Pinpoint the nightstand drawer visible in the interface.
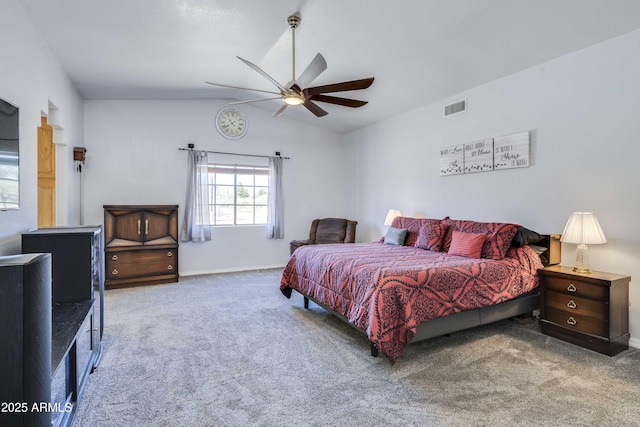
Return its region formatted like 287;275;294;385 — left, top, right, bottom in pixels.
544;290;608;320
543;276;608;301
544;306;608;337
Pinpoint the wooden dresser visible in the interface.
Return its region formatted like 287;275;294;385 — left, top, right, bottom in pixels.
539;265;630;356
104;205;179;289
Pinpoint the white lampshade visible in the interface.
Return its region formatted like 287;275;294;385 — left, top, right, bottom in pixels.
560;212;607;274
384;209;402;226
560;212;607;245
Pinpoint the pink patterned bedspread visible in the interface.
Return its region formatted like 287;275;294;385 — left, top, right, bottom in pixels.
280;242;542;363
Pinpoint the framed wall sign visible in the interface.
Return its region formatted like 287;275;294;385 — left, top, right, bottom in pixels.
440;130;531;176
494;131;530;170
439;145;464;176
464;138;493;173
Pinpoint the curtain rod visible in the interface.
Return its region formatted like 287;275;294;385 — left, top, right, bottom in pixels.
178;147;290;160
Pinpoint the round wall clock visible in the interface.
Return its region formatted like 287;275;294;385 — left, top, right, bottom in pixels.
215;107;248;140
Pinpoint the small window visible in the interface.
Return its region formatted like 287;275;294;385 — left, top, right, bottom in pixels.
208;164;269;226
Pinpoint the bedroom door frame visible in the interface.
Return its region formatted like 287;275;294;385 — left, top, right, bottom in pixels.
37;101;70;227
37;116;56;227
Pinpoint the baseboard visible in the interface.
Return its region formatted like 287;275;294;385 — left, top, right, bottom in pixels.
181;264;286;277
629;337;640;350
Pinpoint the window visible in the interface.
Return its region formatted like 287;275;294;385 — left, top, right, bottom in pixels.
208;164;269;226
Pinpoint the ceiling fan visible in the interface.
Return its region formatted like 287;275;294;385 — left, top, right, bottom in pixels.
205;15;374;117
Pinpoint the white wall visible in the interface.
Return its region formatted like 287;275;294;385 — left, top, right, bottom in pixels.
0;0;84;255
83;99;348;274
345;30;640;347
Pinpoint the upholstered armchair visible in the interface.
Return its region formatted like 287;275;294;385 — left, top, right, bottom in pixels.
289;218;358;255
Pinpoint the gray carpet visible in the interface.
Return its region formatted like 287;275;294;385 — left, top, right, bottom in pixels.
72;269;640;427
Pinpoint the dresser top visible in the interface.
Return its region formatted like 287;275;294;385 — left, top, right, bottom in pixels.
541;265;631;282
103;204;178;209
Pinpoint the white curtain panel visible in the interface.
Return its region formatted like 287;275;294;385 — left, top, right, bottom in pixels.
267;156;284;239
180;150;212;242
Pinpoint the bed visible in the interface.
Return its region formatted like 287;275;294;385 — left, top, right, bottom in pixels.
280;216;559;364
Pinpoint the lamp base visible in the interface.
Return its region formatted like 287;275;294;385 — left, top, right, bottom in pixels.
573;244;592;274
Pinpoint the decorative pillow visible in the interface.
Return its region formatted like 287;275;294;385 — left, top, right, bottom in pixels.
388;217;444;246
383;227;408;246
415;223;448;251
441;219;520;260
511;226;542;247
447;231;486;258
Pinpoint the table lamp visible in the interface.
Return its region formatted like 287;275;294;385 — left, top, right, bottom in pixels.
560;212;607;274
384;209;402;226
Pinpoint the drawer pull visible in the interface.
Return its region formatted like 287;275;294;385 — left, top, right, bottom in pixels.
112;269;118;275
567;300;577;309
167;251;173;257
112;254;118;261
137;219;141;235
567;284;577;292
167;265;173;270
567;317;577;326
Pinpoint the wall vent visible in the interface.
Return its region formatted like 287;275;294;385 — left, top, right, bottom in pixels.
443;99;467;117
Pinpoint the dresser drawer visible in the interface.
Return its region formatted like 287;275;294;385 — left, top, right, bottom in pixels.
544;290;608;321
106;249;177;279
108;249;176;264
543;276;608;301
544;306;608;337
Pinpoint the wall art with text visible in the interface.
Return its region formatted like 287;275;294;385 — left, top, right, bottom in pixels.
440;131;530;176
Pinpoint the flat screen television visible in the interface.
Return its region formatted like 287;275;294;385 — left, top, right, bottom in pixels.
0;97;19;210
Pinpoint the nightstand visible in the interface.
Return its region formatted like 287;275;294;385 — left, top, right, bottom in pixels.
539;265;630;356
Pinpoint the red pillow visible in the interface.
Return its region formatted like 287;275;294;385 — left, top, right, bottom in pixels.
447;231;486;258
415;223;448;251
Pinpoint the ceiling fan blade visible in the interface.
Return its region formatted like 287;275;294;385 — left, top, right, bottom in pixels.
293;53;327;89
273;103;289;118
236;56;288;92
309;94;368;108
205;81;281;96
305;77;374;97
303;100;328;117
230;97;284;105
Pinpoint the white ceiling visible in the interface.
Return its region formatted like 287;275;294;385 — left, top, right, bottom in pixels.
18;0;640;134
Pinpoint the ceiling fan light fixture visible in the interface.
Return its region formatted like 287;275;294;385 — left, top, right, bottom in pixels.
283;94;304;105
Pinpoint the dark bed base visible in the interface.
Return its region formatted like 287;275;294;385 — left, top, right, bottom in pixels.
299;289;540;358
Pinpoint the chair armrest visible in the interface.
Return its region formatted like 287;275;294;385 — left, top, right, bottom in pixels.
344;221;358;243
289;239;313;255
